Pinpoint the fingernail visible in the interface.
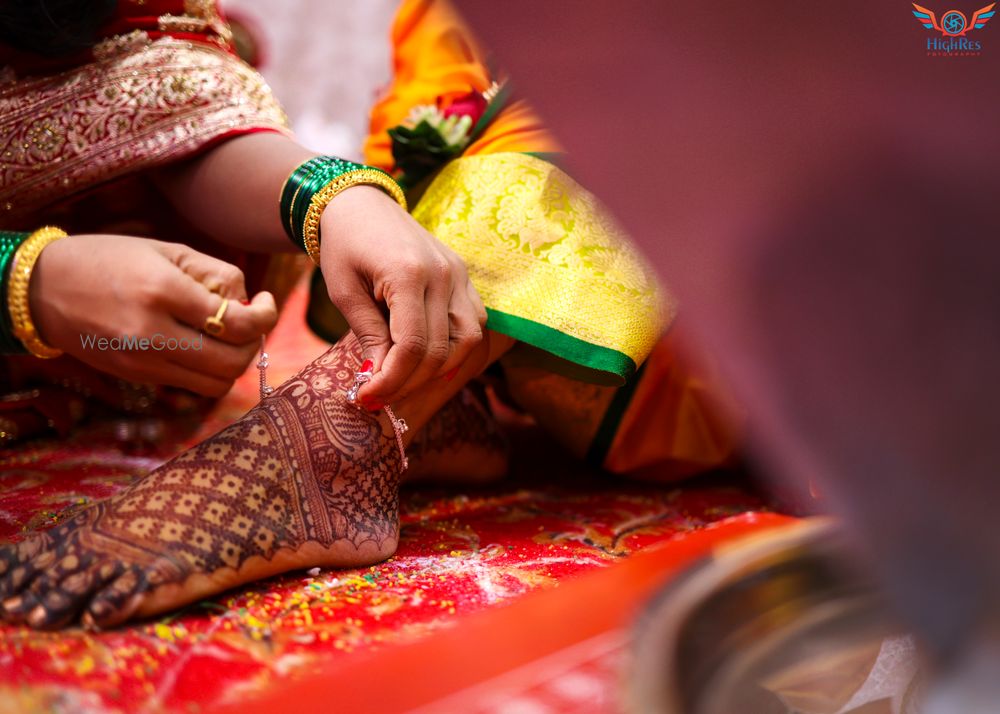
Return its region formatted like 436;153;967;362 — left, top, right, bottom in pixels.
444;367;460;381
240;299;250;305
360;396;384;412
360;359;374;373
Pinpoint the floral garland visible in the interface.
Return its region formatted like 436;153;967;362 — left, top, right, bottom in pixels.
387;81;506;189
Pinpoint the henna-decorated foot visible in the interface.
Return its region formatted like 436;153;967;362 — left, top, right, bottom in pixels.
404;385;509;484
0;335;400;629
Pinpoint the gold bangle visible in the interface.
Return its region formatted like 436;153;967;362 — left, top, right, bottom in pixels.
7;226;67;359
302;169;408;265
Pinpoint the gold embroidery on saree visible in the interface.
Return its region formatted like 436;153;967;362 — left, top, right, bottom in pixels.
92;30;152;61
0;37;287;220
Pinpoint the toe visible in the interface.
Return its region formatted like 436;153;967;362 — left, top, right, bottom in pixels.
83;566;149;629
0;552;48;604
0;540;25;577
10;563;64;627
27;593;74;629
0;537;50;601
1;588;40;624
26;559;119;629
0;563;32;602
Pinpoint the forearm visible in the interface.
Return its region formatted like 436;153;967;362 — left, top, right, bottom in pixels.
155;132;316;253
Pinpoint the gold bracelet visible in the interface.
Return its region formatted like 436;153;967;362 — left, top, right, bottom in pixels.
7;226;67;359
302;169;408;265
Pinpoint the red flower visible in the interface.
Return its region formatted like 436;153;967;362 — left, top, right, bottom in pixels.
440;90;488;125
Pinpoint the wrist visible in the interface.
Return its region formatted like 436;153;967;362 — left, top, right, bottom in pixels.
8;227;67;359
319;186;408;267
26;235;64;353
278;156;406;264
323;184;400;225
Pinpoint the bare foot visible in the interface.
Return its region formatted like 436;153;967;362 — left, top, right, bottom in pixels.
0;335;400;629
404;385;509;484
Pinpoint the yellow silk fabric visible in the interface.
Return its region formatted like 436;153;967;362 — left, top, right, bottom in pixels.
413;152;666;383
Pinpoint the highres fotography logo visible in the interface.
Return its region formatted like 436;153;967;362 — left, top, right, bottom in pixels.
912;2;996;56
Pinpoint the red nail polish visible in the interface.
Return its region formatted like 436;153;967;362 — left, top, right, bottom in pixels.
361;397;384;412
444;367;460;381
240;299;250;305
360;359;374;373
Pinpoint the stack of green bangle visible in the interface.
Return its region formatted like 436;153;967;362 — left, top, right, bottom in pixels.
0;231;29;355
280;156;389;253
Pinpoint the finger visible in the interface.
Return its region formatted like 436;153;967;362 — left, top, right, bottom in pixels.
157;367;234;398
435;281;485;377
358;280;429;407
467;277;488;329
217;291;278;344
333;283;392;372
163;323;259;381
163;244;249;301
125;343;235;397
74;346;233;398
166;276;276;346
383;279;451;400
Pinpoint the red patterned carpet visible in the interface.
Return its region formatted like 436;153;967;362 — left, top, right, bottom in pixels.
0;282;772;713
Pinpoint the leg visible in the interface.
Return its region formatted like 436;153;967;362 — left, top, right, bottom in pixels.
403;385;509;484
499;331;742;481
0;330;512;629
499;347;617;460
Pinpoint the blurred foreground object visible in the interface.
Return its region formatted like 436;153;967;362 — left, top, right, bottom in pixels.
629;520;920;714
458;0;1000;706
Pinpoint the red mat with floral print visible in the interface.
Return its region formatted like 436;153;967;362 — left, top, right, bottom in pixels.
0;282;768;713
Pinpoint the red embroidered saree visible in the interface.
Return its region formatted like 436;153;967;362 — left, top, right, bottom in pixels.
0;1;298;444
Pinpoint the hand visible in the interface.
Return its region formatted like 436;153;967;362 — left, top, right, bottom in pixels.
29;235;278;396
319;185;487;406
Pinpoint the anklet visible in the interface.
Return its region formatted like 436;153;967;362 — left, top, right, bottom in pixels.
383;404;409;471
346;362;409;472
257;336;273;400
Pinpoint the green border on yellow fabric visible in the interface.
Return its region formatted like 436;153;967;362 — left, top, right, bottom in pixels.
485;308;636;385
585;361;646;468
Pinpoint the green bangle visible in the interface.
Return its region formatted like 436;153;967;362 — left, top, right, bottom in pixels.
280;157;329;249
279;156;405;254
291;160;356;251
0;231;30;355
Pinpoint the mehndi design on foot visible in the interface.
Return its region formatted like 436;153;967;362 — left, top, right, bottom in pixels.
404;385;509;484
0;335;400;630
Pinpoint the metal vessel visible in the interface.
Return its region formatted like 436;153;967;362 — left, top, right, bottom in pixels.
626;520;923;714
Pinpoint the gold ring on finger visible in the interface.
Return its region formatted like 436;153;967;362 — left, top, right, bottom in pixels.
203;298;229;337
